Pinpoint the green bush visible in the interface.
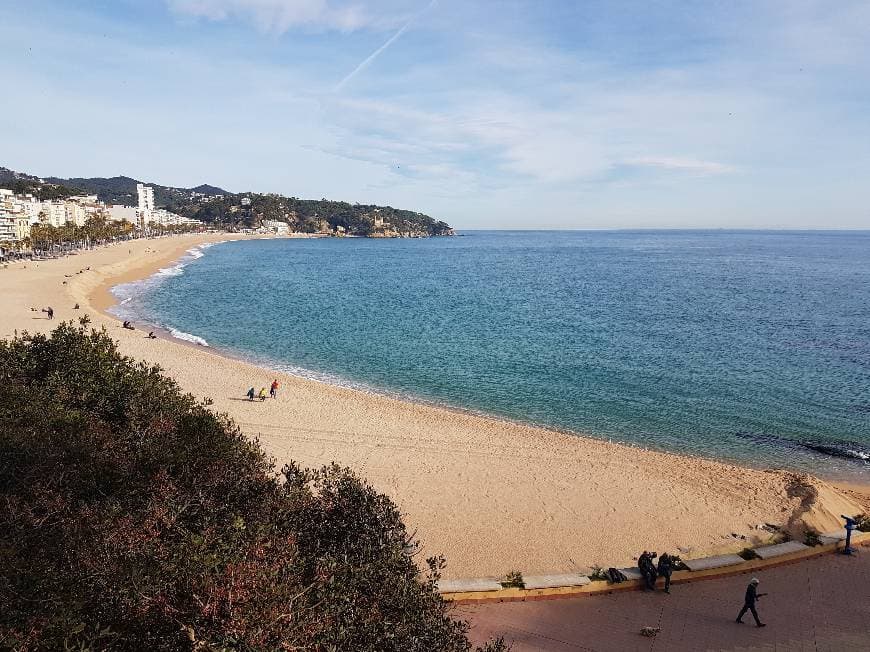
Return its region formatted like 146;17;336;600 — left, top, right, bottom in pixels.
804;529;822;547
588;566;607;582
737;548;758;560
499;571;524;589
0;324;506;651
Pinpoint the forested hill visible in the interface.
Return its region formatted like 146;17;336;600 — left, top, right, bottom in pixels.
44;174;229;208
168;195;453;236
1;165;452;236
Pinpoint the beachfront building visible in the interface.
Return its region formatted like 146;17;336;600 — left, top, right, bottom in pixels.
107;205;138;223
136;184;156;228
9;193;44;224
64;201;87;227
42;200;68;227
150;208;201;227
69;195;105;222
0;190;32;242
137;184;155;212
261;219;290;235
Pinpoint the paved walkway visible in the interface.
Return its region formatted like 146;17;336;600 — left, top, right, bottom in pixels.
463;550;870;651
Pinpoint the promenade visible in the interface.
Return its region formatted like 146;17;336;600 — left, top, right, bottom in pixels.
464;549;870;651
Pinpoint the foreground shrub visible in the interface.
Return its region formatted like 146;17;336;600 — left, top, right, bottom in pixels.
0;324;505;651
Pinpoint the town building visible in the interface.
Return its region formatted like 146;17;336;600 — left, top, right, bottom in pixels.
43;201;68;227
261;219;290;234
137;184;155;212
0;189;32;241
107;205;138;223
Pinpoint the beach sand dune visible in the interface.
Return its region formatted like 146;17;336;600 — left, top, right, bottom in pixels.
1;234;865;578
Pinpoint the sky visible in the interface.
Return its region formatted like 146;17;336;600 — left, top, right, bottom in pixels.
1;0;869;229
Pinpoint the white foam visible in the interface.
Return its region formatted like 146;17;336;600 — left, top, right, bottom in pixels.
169;328;209;347
157;263;186;277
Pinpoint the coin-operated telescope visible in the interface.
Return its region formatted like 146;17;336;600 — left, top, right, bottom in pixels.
840;515;857;555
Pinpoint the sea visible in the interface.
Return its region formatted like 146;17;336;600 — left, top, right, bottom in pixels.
111;231;870;483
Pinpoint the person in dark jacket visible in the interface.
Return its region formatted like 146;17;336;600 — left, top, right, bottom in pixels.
657;552;673;593
736;578;767;626
638;551;656;591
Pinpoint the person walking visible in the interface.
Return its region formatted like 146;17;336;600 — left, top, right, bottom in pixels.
736;578;767;627
258;387;267;402
270;379;279;399
657;552;673;594
246;387;255;401
44;306;54;320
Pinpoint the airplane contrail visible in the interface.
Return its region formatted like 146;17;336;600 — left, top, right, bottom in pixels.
334;0;438;92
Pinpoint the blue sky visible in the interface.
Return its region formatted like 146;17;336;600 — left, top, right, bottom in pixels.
2;0;869;228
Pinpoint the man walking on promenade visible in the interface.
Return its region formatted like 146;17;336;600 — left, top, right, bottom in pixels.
736;578;767;627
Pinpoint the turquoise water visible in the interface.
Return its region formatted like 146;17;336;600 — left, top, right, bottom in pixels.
112;231;870;481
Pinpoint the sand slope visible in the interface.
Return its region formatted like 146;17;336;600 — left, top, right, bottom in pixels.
0;234;864;578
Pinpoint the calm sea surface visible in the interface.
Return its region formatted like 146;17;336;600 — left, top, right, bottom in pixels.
112;231;870;481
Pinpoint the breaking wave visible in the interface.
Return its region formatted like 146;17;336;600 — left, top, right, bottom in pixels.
169;328;209;347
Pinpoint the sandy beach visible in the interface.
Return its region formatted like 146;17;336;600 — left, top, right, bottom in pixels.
1;233;867;579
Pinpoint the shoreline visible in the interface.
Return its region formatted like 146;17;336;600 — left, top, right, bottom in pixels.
2;233;868;578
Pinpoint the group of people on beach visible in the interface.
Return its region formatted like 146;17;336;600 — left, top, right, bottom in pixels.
247;379;279;402
121;320;156;339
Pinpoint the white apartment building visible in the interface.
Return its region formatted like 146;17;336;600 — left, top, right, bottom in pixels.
0;214;31;241
0;190;32;241
137;184;155;212
150;208;201;227
19;196;44;223
65;202;87;227
136;184;156;226
262;219;290;234
37;201;67;228
107;205;138;223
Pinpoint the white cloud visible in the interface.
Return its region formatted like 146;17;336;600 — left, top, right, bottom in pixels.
627;157;735;175
167;0;373;33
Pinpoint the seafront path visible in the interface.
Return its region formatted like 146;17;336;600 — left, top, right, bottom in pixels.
463;548;870;651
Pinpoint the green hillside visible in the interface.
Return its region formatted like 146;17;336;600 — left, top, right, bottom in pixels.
2;165;452;236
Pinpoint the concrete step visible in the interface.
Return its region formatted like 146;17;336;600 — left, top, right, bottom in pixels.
523;573;591;590
683;553;745;571
754;541;810;559
617;567;644;581
437;578;502;593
